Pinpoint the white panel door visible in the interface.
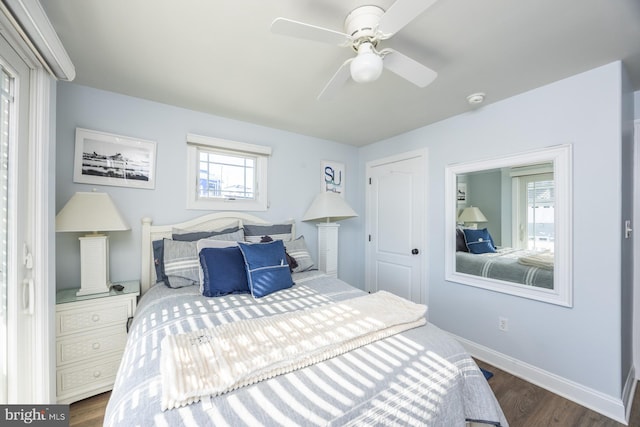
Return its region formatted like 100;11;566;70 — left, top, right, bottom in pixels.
366;152;425;303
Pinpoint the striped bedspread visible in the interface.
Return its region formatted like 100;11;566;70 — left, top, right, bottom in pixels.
104;271;508;426
456;248;553;288
161;291;426;410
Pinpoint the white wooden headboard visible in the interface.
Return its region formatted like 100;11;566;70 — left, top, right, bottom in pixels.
140;212;295;295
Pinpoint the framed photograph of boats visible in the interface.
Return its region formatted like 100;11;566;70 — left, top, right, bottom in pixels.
73;128;157;189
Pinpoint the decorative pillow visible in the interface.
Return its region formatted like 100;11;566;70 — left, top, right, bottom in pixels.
163;239;200;288
456;228;469;252
238;241;294;298
172;225;241;241
260;235;298;272
196;239;239;290
284;236;315;273
152;239;167;284
244;222;293;243
199;247;249;297
463;228;497;254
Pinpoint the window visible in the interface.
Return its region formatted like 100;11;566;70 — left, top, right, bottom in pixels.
513;171;555;251
186;134;270;211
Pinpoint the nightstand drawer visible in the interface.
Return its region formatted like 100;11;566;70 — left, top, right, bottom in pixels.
56;356;122;400
57;325;128;366
56;298;133;336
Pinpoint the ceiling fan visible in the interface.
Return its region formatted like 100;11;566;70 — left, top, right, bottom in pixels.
271;0;439;100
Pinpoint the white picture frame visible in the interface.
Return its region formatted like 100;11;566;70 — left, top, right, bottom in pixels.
321;160;345;197
73;128;157;189
457;182;467;203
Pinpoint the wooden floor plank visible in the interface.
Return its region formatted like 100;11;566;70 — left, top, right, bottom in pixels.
69;391;110;427
70;362;640;427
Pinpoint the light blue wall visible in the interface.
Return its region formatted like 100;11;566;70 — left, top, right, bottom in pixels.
55;83;362;290
358;62;627;398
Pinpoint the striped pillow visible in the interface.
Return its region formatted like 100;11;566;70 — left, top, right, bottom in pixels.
243;222;293;243
163;239;199;288
284;236;315;273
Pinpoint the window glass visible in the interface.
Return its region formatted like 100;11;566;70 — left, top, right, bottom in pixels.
526;178;554;250
514;172;554;251
185;134;269;211
198;149;256;200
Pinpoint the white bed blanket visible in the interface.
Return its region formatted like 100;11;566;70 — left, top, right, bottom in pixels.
161;290;426;410
518;252;554;269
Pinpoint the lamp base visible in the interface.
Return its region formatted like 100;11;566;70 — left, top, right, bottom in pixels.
317;223;339;278
76;234;111;296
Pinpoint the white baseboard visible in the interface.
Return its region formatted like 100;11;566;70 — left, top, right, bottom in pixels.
623;365;636;424
450;333;630;425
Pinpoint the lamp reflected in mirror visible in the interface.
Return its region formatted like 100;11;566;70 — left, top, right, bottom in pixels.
457;206;488;229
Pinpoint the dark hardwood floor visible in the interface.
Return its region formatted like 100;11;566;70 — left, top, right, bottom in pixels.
474;360;640;427
69;391;110;427
70;361;640;426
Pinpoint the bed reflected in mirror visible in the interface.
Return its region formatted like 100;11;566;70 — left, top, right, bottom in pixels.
444;145;573;307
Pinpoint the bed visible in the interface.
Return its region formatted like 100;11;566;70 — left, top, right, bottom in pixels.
456;248;553;289
104;212;508;426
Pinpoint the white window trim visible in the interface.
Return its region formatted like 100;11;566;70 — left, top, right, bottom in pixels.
186;133;270;211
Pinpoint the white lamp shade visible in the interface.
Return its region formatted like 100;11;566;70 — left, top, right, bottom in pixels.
303;191;358;222
458;206;488;223
56;191;130;233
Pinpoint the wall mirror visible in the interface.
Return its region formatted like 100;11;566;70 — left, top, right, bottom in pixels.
445;145;573;307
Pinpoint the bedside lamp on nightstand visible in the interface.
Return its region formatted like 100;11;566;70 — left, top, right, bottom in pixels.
56;191;130;296
458;206;488;229
303;191;358;278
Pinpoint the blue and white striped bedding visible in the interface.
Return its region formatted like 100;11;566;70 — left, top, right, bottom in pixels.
456;248;553;289
104;271;508;426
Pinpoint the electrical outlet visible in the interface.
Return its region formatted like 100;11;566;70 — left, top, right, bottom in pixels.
498;317;508;331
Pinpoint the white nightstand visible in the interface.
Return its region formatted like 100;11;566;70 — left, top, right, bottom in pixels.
55;280;139;404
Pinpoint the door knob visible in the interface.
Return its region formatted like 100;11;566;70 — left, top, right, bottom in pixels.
411;248;419;255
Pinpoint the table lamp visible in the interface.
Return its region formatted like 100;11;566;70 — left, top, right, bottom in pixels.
303;191;358;277
56;191;130;296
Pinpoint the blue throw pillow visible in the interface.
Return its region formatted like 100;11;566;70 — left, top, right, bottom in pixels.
199;247;249;297
463;228;497;254
238;240;294;298
152;239;167;284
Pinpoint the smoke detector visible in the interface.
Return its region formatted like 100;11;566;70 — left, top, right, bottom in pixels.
467;92;486;105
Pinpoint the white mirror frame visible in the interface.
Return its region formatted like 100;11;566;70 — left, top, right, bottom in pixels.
445;144;573;307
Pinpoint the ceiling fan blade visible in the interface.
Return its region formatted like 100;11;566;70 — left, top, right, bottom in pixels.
271;17;352;46
382;49;437;87
378;0;438;36
317;58;353;101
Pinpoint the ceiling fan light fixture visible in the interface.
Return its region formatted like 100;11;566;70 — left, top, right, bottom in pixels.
350;42;383;83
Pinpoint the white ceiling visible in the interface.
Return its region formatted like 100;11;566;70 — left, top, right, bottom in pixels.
41;0;640;147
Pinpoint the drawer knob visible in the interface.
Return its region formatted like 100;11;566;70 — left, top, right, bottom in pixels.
91;314;100;322
92;342;100;350
93;371;101;378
